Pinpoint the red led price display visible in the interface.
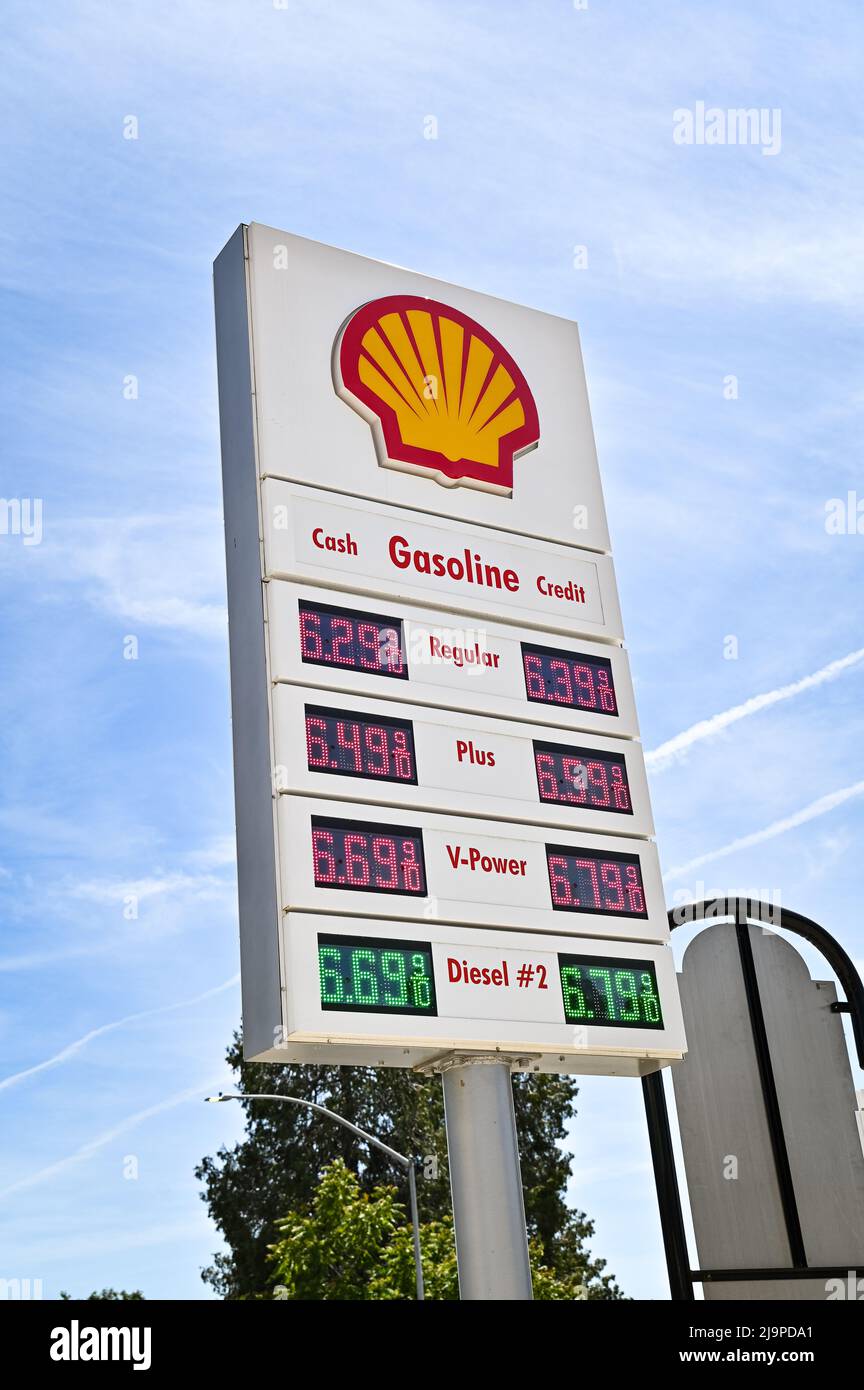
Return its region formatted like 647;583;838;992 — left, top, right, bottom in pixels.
299;600;406;679
311;816;427;897
546;845;647;917
521;642;617;715
534;741;632;813
305;706;417;784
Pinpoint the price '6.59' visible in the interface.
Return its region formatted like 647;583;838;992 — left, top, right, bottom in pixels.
534;740;632;813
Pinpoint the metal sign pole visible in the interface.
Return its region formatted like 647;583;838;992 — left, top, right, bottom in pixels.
440;1056;534;1300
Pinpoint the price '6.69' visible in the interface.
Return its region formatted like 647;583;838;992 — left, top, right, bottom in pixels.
311;816;427;896
318;934;437;1015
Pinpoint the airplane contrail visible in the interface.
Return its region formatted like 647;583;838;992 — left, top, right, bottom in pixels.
646;647;864;772
663;778;864;881
0;1080;221;1200
0;974;239;1095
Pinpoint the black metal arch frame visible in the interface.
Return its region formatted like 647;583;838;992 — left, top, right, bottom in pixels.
643;897;864;1300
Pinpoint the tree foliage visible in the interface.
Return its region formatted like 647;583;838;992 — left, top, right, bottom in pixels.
267;1161;598;1301
59;1289;145;1300
196;1032;622;1299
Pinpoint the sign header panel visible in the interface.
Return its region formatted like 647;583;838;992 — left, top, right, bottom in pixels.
262;481;623;641
245;224;610;551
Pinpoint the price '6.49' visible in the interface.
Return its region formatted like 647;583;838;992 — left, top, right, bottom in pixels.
305;705;417;784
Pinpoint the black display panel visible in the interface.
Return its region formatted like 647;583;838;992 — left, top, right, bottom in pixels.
558;953;663;1029
305;706;417;784
521;642;618;715
299;599;407;679
311;816;427;896
546;845;648;917
534;741;633;813
318;934;437;1015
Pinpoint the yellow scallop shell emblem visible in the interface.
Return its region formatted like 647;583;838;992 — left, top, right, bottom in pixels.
334;295;539;495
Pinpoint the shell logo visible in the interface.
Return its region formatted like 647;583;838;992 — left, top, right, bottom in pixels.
333;294;539;496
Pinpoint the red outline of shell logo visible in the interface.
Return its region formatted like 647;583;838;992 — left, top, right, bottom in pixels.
333;295;539;496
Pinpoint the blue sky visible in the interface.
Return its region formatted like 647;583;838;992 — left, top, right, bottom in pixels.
1;0;862;1299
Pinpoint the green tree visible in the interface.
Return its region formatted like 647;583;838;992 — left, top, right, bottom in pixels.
58;1289;145;1300
196;1032;622;1299
267;1161;596;1301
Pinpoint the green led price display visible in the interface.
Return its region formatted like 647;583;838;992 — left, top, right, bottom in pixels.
558;953;664;1030
318;934;437;1016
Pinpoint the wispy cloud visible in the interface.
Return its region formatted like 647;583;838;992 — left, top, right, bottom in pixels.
184;836;236;870
663;779;864;881
65;513;228;639
0;975;239;1095
4;512;228;640
617;218;864;313
9;1218;214;1269
71;870;233;906
646;647;864;772
1;0;861;1305
0;944;113;975
0;838;238;973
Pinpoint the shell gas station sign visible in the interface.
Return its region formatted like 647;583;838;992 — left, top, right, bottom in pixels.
214;223;685;1075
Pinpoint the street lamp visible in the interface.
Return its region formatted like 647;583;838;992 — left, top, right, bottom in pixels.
205;1092;424;1300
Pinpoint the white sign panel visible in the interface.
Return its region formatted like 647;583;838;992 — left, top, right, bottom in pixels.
214;223;684;1069
277;795;668;942
262;480;623;641
242;223;611;552
273;685;653;834
267;580;640;738
274;914;685;1074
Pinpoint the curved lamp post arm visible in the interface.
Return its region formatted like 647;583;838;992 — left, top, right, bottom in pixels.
669;898;864;1067
205;1091;424;1299
228;1092;410;1167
